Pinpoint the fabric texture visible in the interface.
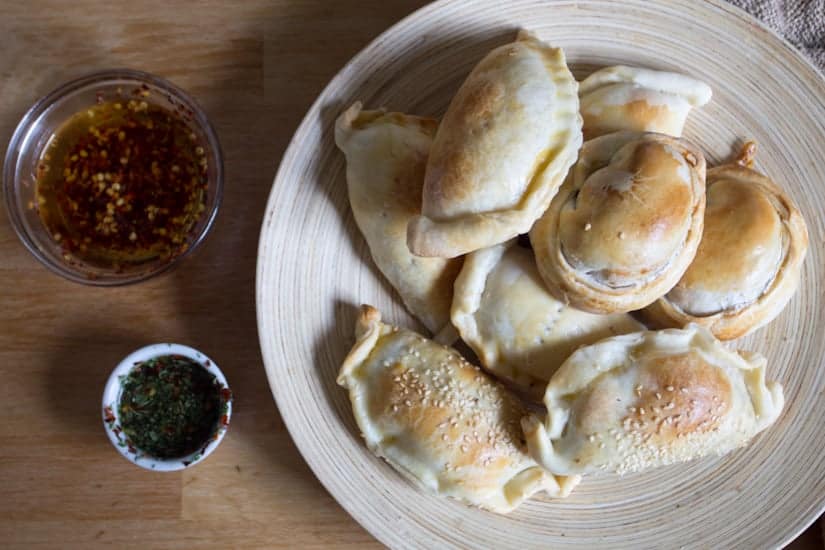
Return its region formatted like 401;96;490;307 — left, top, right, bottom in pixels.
727;0;825;69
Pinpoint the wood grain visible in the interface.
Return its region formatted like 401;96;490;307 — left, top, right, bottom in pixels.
0;1;428;548
0;0;821;548
257;0;825;549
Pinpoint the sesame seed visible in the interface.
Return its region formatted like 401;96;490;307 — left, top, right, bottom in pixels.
666;386;674;392
639;407;646;415
656;392;662;400
599;442;605;449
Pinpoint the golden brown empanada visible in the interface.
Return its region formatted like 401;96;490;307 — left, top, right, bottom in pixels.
335;104;462;336
531;131;707;313
579;65;712;139
522;324;784;476
407;30;582;258
644;157;808;339
338;305;579;513
451;240;644;400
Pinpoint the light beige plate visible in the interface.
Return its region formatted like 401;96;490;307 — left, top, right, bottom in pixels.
256;1;825;547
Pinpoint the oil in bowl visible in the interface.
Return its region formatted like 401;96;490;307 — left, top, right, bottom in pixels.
36;94;208;269
3;69;223;285
102;344;232;471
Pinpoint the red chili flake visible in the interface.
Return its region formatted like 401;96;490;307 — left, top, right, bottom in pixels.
103;406;116;423
34;96;209;270
220;388;232;401
219;414;229;427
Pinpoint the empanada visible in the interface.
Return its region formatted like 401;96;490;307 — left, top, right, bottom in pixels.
338;305;579;513
522;324;784;476
451;240;644;400
531;131;707;313
644;153;808;339
335;104;462;336
579;65;712;139
407;30;582;258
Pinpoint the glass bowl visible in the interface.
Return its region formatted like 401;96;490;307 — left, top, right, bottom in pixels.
3;69;223;285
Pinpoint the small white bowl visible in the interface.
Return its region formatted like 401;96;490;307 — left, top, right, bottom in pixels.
102;343;232;471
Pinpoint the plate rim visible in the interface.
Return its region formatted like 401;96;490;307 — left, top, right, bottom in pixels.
255;0;825;546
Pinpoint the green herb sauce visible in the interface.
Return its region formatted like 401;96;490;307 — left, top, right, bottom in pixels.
118;355;221;459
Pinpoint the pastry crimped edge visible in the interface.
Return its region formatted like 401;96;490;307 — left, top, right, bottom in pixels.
642;162;809;339
406;30;583;259
578;65;713;107
450;240;550;400
530;131;707;313
337;305;580;513
521;324;785;476
335;102;460;343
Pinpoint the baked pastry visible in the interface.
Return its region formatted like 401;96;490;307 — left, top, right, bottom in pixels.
407;30;582;258
451;240;644;400
643;147;808;339
579;65;712;139
522;324;784;476
335;104;462;336
338;305;579;513
531;131;707;313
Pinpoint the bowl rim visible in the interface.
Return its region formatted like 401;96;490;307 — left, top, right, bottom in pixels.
2;68;224;286
101;343;232;472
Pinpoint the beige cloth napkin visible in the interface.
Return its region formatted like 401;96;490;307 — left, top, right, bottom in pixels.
727;0;825;69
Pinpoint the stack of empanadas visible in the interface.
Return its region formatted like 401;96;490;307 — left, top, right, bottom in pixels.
333;30;808;513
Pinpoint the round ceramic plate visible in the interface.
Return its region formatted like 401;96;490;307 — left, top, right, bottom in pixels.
256;1;825;547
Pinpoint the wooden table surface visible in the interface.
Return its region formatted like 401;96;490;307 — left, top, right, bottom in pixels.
0;1;820;548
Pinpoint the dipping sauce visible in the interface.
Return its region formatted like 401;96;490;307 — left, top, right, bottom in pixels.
118;355;226;459
34;89;209;269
